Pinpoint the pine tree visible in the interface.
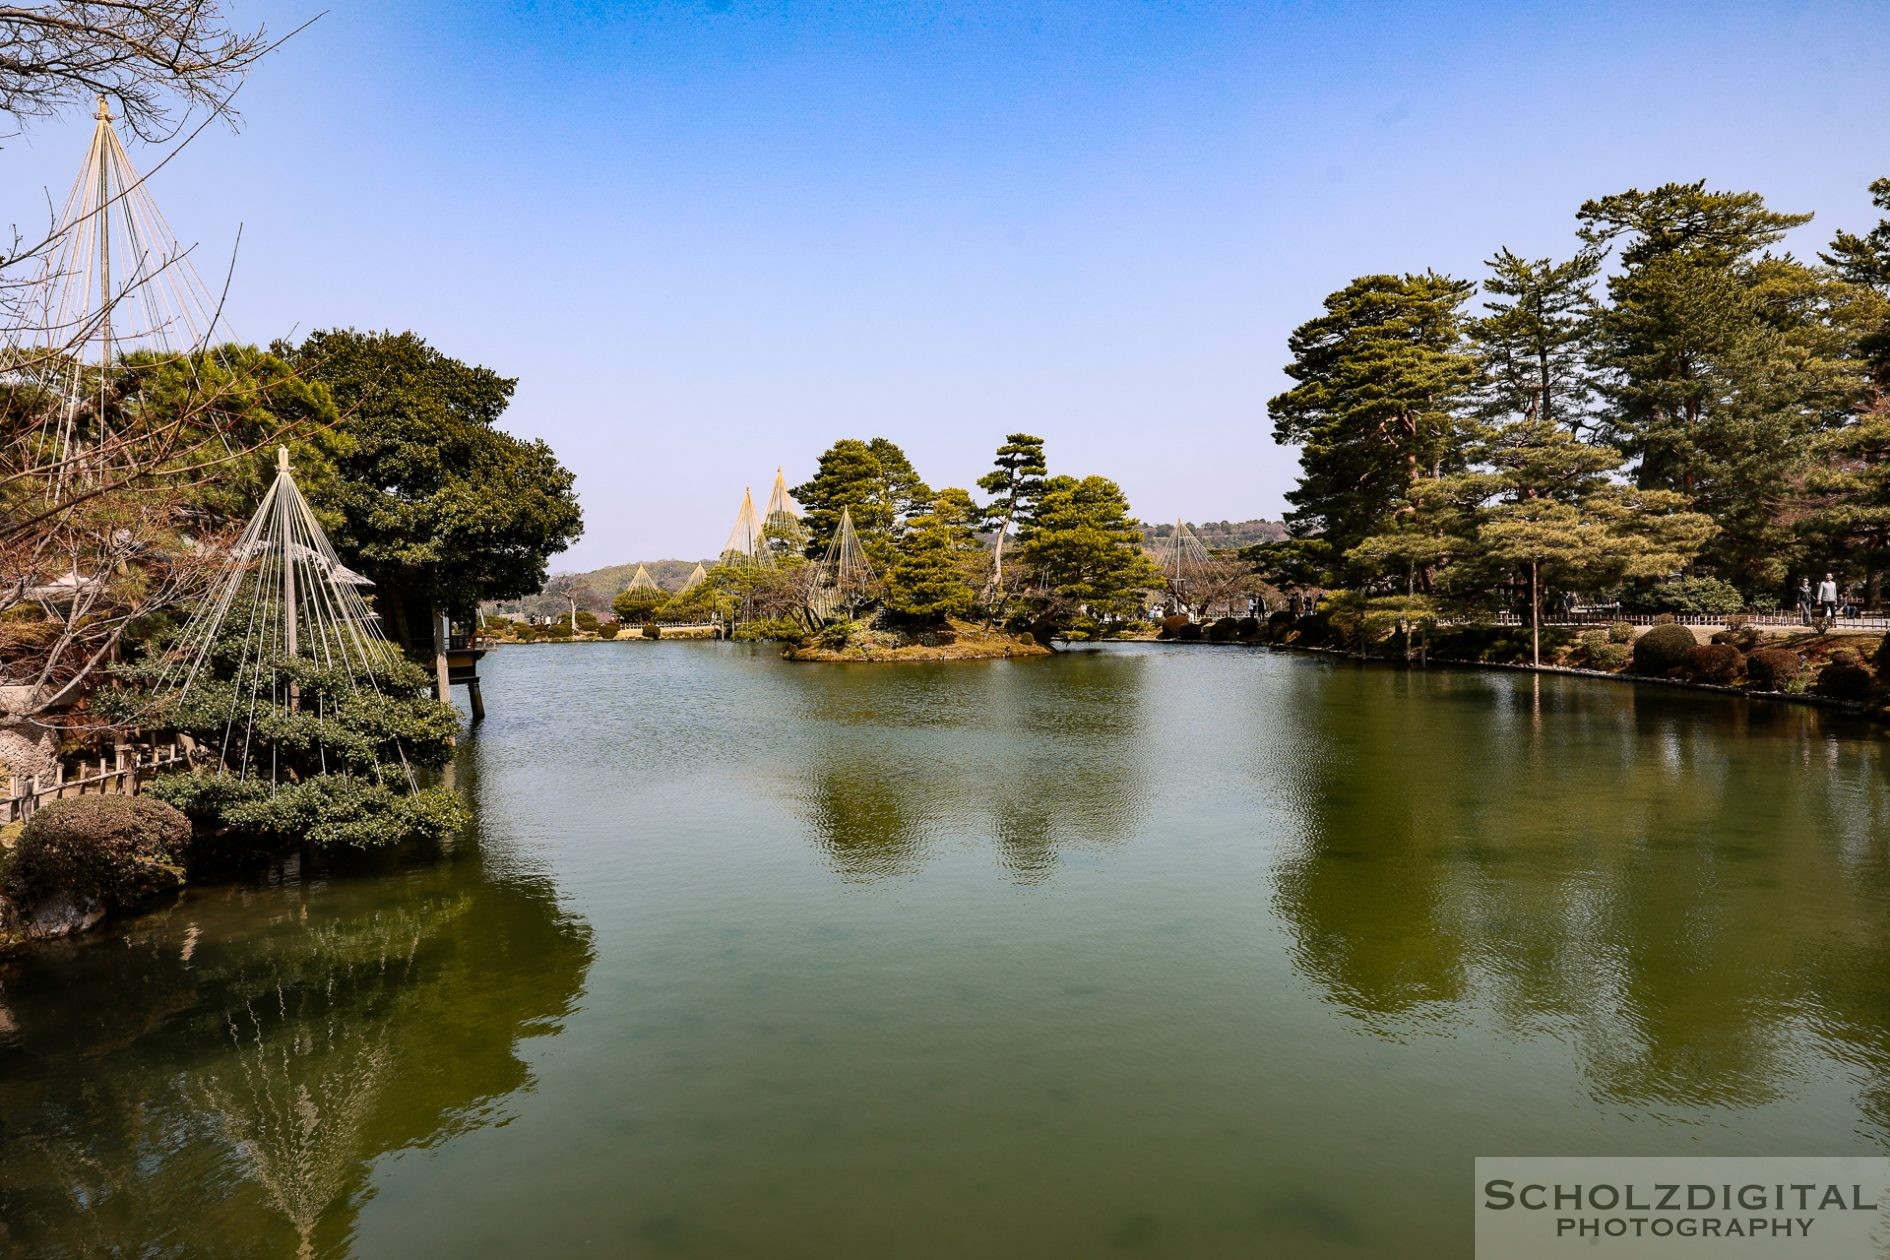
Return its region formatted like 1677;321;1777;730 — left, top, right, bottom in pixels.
1268;273;1483;559
1576;182;1868;593
1468;248;1603;436
886;489;984;620
1799;179;1890;603
976;433;1047;608
791;437;932;567
1016;476;1162;622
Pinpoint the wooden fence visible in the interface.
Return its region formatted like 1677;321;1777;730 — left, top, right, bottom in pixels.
1491;609;1890;632
1;742;189;827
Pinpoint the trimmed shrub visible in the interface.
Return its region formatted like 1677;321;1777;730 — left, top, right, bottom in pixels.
1176;622;1204;642
1573;630;1629;672
1157;614;1190;641
543;621;573;640
1710;624;1762;652
1874;636;1890;677
1607;621;1634;645
1235;616;1261;638
1295;612;1334;646
1632;623;1698;675
642;622;661;640
6;796;189;911
1681;643;1744;685
1206;617;1239;642
1815;650;1874;701
1266;610;1296;642
1746;647;1801;691
595;623;619;640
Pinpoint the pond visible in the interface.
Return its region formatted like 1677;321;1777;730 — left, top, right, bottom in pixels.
4;641;1890;1257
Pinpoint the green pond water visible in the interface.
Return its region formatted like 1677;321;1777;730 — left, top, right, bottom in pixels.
5;641;1890;1257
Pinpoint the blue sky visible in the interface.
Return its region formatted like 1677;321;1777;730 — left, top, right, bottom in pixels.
6;0;1890;567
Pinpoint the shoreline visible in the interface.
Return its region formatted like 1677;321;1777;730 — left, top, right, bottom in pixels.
1257;638;1878;721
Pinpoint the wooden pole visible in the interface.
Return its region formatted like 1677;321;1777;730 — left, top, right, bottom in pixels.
433;603;451;703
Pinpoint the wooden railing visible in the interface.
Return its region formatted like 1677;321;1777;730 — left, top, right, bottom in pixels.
1492;610;1890;632
1;742;189;827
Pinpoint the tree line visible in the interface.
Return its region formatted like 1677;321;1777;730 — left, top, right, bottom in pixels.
606;434;1163;642
1255;178;1890;646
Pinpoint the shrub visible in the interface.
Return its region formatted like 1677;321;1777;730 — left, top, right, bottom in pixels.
6;796;189;911
1632;623;1698;675
642;622;661;640
1746;647;1801;690
1573;630;1629;672
1653;613;1675;626
817;619;861;649
1607;621;1634;645
148;773;466;854
1266;610;1296;642
596;623;619;640
1062;615;1101;642
1235;616;1261;638
1176;622;1204;642
543;621;573;640
1681;643;1744;685
1623;575;1745;616
1874;636;1890;677
1206;617;1239;642
612;588;668;622
1157;614;1190;641
1710;625;1762;652
1815;650;1874;701
730;617;806;645
1295;612;1333;646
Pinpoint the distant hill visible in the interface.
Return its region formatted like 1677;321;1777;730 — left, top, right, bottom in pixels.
572;560;712;600
1140;519;1286;550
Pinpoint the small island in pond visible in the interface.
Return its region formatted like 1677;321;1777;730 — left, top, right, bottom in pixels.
783;618;1053;663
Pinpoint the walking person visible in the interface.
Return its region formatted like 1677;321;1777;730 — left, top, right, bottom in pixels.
1817;572;1840;628
1798;577;1814;626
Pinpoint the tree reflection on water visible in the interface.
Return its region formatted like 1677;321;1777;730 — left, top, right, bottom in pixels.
783;653;1152;883
0;839;593;1258
1267;666;1890;1126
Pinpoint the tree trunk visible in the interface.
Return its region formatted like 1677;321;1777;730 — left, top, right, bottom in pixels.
1530;560;1541;669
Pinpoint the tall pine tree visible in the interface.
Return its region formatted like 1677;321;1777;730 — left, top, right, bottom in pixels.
1269;272;1482;567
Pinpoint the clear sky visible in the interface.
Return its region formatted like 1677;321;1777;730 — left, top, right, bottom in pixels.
6;0;1889;567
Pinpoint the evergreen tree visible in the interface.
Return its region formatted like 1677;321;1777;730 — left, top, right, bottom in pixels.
1576;182;1867;592
791;437;933;565
1269;273;1483;560
976;433;1047;606
886;489;984;619
285;330;583;651
1015;476;1163;622
1468;248;1603;436
1799;180;1890;603
1824;177;1890;391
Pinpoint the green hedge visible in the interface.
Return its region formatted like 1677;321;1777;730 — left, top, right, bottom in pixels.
6;796;189;911
1631;623;1698;675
